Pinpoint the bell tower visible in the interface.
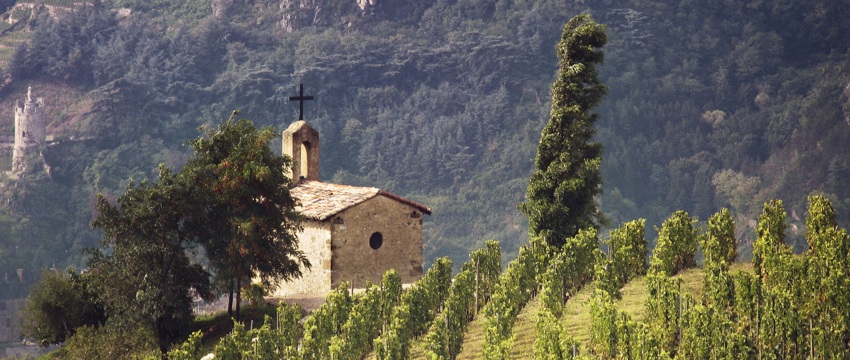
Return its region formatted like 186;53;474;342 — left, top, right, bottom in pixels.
282;120;320;185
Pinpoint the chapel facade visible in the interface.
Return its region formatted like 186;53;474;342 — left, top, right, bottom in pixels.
269;120;430;296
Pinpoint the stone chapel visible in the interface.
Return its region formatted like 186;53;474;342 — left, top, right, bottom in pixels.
269;120;430;296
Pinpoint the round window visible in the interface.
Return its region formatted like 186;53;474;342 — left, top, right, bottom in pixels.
369;232;383;250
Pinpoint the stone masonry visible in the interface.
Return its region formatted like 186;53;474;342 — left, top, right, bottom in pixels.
267;118;429;296
12;86;46;174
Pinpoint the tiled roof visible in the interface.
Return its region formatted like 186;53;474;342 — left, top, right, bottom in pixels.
291;180;432;221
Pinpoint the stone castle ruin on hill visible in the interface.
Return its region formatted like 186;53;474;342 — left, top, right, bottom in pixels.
11;86;46;174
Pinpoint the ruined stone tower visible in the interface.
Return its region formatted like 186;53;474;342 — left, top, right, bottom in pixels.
12;87;46;173
282;120;320;185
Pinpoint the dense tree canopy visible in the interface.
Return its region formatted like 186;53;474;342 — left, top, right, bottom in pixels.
1;0;850;280
88;168;213;351
183;115;309;319
21;270;105;346
520;14;607;248
23;116;306;351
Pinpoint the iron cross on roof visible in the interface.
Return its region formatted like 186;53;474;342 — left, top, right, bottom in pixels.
289;84;314;120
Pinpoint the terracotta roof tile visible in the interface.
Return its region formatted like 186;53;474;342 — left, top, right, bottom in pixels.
291;180;431;220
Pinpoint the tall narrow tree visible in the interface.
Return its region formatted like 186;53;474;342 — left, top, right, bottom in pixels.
520;14;608;248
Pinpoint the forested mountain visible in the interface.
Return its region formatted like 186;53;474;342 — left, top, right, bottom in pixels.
0;0;848;293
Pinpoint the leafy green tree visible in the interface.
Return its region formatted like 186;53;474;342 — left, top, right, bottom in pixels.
701;208;736;309
649;211;698;276
88;168;213;351
540;248;569;317
483;244;541;360
423;313;450;360
330;284;382;359
732;271;759;357
593;249;622;300
589;289;619;358
184;114;309;319
407;257;453;337
22;270;106;346
644;272;683;355
752;200;788;283
520;13;608;248
300;282;351;360
803;195;850;356
608;219;648;285
753;200;808;358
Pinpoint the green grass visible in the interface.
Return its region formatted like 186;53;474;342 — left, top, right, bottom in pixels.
508;295;541;358
454;310;486;359
561;283;596;347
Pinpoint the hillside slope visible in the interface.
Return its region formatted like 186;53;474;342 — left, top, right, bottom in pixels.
452;263;754;359
0;0;848;281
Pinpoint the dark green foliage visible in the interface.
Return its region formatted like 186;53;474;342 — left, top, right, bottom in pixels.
5;0;850;276
89;168;213;351
21;270;105;346
55;324;160;360
520;14;607;248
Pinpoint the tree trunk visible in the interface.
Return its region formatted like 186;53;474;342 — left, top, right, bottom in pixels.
227;277;234;317
235;263;243;321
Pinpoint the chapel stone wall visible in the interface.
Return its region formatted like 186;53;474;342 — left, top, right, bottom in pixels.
267;222;332;296
330;195;424;288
